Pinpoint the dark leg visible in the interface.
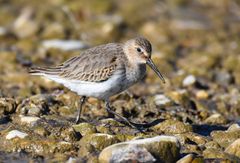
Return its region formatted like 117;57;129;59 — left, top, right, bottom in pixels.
75;96;87;124
105;101;145;132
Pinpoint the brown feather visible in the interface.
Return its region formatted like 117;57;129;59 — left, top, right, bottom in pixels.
30;43;126;82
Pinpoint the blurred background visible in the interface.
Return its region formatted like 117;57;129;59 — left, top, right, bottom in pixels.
0;0;240;161
1;0;240;118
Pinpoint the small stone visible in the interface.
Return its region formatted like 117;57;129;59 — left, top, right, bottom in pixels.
42;39;87;51
27;106;41;116
60;127;80;142
58;106;73;116
0;98;16;115
34;126;50;137
203;148;240;161
99;135;180;163
211;130;240;148
182;75;196;87
176;132;208;146
72;123;97;136
227;124;240;132
204;113;227;125
196;90;209;99
213;71;233;86
56;141;75;153
41;23;65;39
205;141;221;149
168;89;189;104
0;27;7;36
12;7;38;38
6;130;28;139
176;154;194;163
110;145;156;163
152;119;193;134
20;115;40;125
66;157;77;163
154;94;173;107
79;133;120;152
225;138;240;158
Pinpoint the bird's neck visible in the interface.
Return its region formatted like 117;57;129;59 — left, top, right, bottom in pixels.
125;62;146;83
122;43;146;82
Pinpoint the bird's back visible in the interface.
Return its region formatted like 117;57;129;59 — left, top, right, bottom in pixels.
29;43;126;82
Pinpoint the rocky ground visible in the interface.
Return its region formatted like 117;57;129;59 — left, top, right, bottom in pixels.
0;0;240;162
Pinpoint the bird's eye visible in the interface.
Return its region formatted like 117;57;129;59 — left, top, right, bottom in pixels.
137;48;142;53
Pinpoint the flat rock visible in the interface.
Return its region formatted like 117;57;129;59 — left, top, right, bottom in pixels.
225;138;240;158
154;94;173;107
227;124;240;132
20;115;40;125
204;113;228;125
72;123;97;136
203;148;240;161
211;129;240;148
79;133;120;152
110;145;156;163
99;135;180;163
176;154;195;163
6;130;28;140
0;98;16;115
152;119;193;134
42;39;87;51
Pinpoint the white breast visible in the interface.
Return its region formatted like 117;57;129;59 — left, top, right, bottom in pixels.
41;64;146;100
44;71;125;100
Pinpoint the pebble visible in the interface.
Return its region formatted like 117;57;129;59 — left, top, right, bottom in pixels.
12;7;38;38
225;138;240;158
0;98;16;115
42;39;87;51
110;145;156;163
0;27;7;36
211;129;240;148
227;124;240;132
154;94;172;107
99;135;180;163
79;133;120;152
176;154;195;163
204;113;227;125
182;75;196;87
66;157;77;163
27;106;42;116
72;123;97;136
20;115;40;125
196;90;209;99
214;71;233;86
152;119;193;134
203;148;240;161
6;130;28;140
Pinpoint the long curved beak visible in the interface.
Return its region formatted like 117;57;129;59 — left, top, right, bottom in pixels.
146;58;165;83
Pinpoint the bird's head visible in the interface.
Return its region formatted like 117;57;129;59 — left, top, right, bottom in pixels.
124;37;165;83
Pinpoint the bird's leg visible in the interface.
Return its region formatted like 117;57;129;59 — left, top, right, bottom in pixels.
105;101;145;132
75;96;87;124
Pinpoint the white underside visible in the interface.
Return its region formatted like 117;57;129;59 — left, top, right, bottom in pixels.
41;72;127;100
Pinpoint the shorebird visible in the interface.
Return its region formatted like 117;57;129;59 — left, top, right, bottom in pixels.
30;37;165;130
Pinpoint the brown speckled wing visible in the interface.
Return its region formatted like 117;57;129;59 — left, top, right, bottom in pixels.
52;43;124;82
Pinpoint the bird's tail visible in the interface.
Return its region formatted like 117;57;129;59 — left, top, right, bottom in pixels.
29;67;61;76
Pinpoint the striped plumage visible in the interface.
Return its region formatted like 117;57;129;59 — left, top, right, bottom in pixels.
30;43;125;82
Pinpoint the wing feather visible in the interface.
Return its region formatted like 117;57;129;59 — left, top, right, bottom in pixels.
30;43;125;82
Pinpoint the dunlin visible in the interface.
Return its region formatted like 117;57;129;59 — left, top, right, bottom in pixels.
30;37;165;130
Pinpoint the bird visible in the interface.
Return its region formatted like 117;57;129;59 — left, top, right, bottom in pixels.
29;37;165;130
